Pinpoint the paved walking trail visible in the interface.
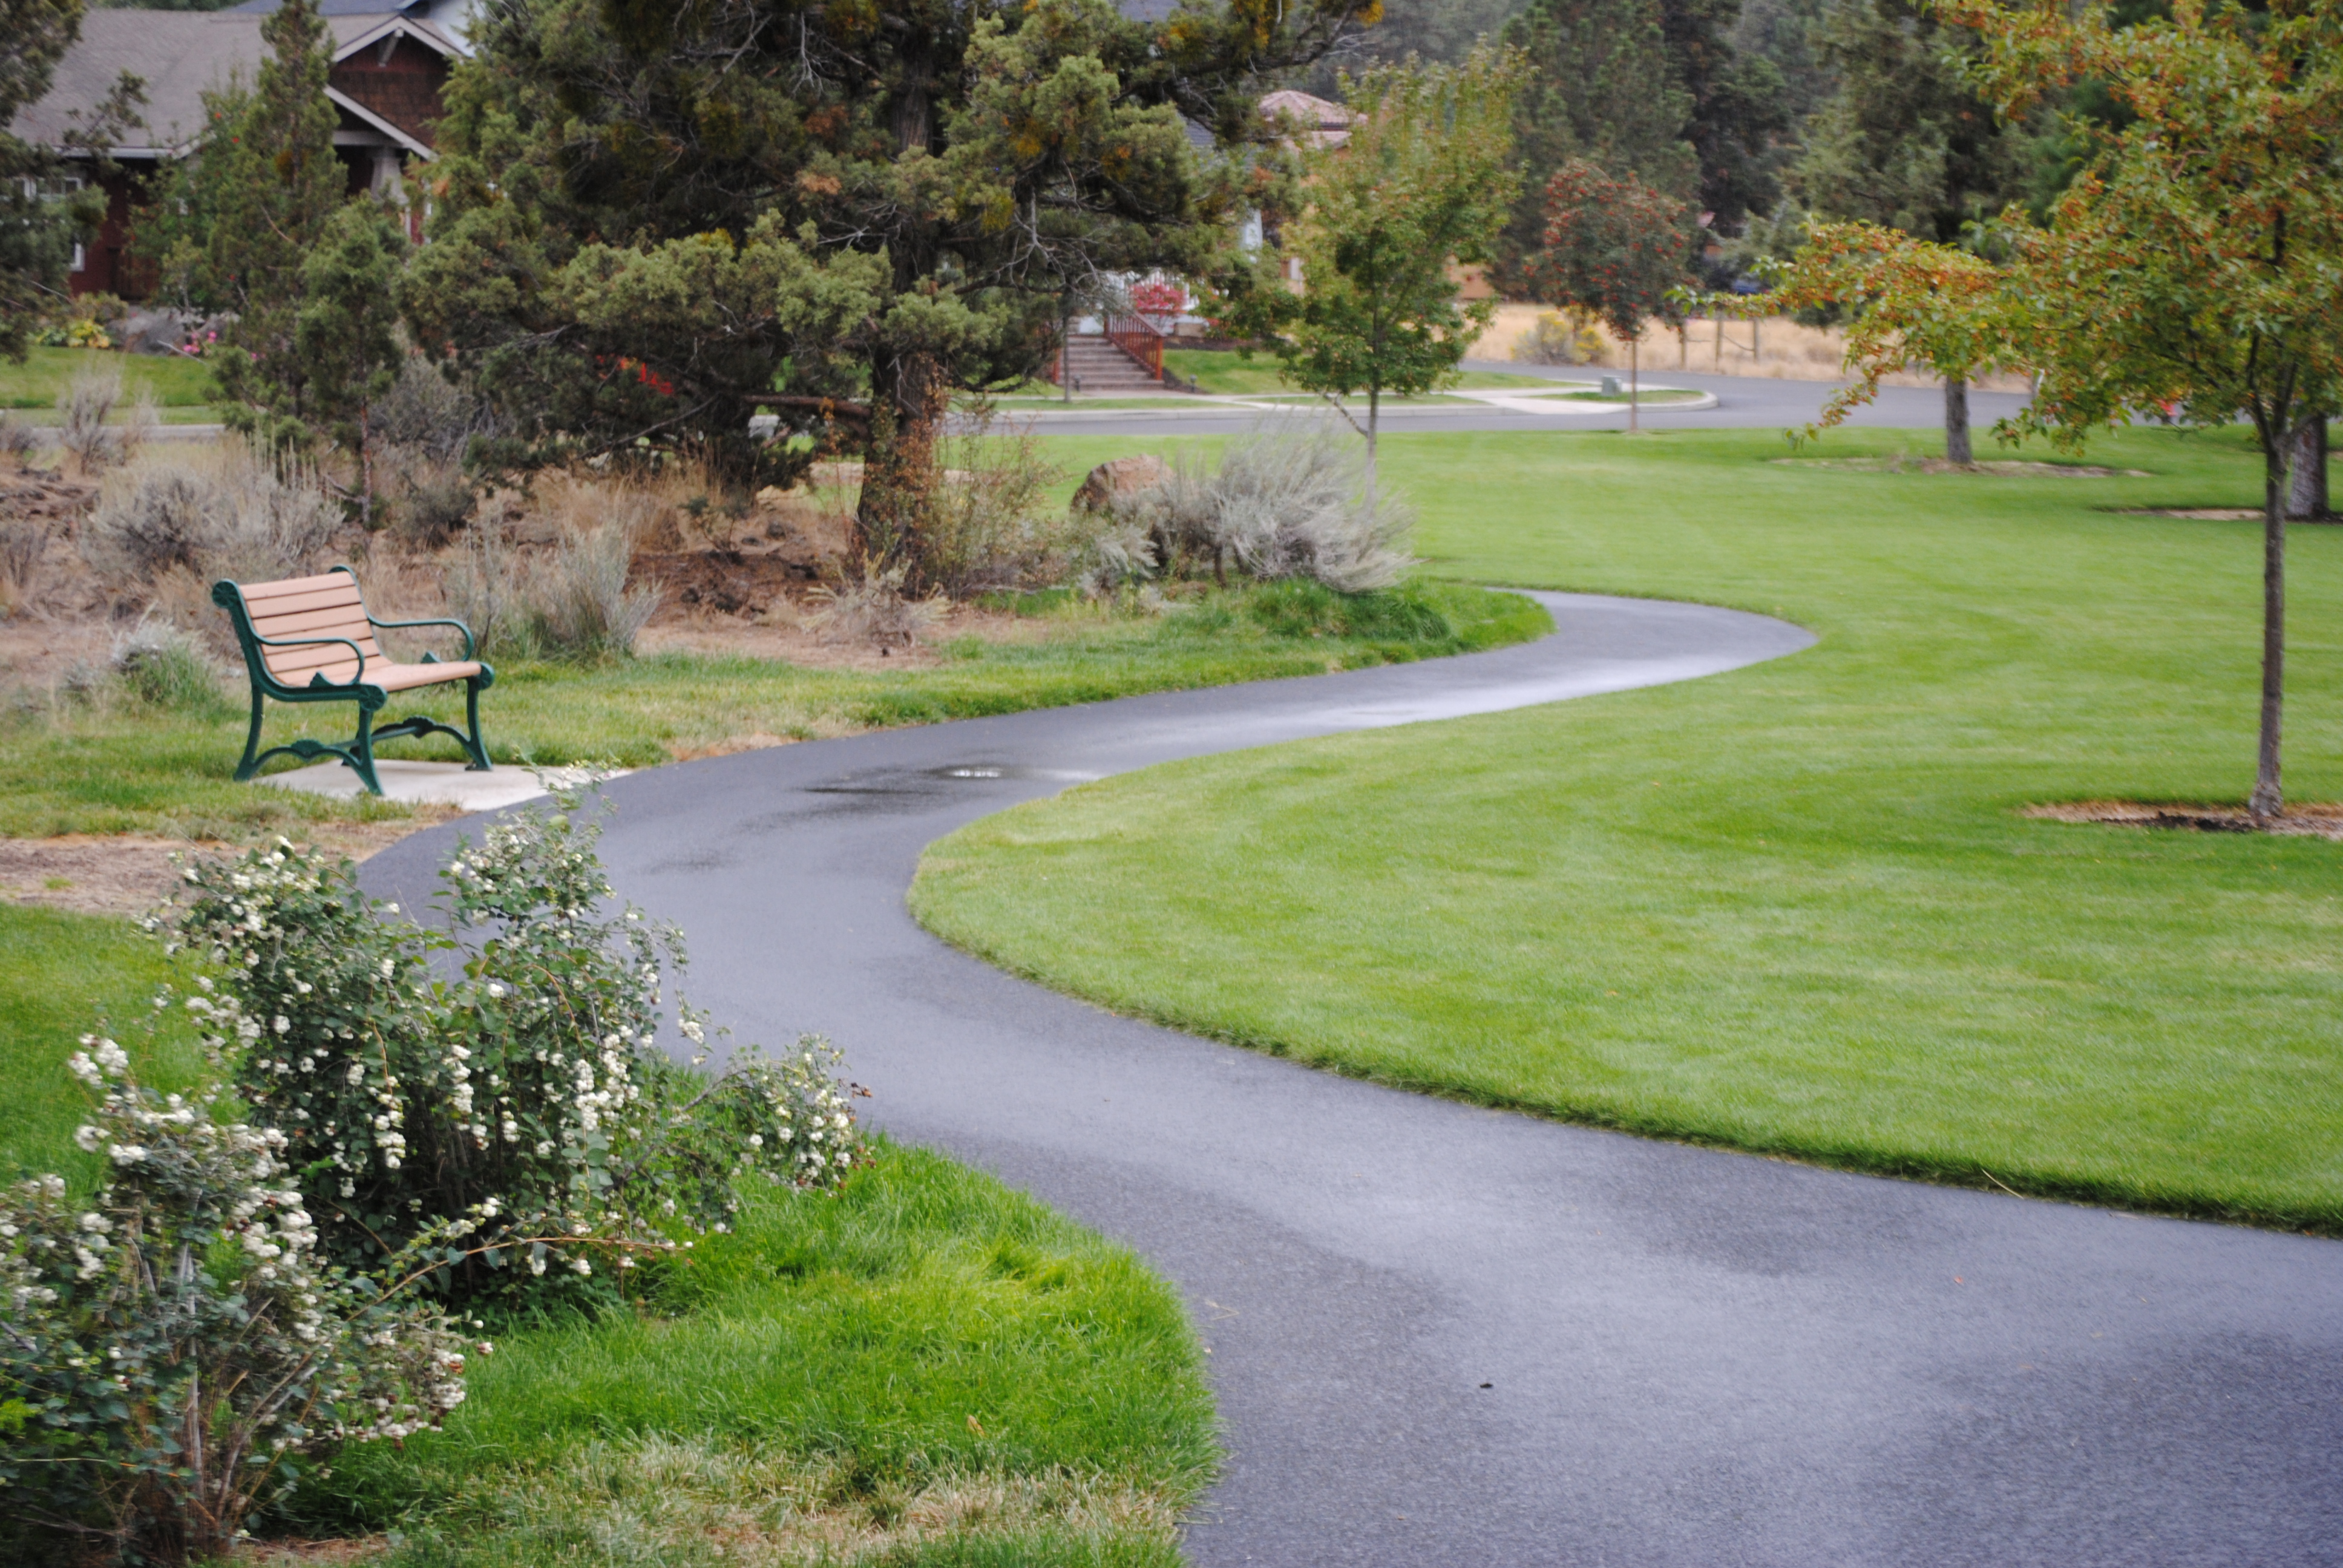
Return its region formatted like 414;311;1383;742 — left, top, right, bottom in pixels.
362;593;2343;1567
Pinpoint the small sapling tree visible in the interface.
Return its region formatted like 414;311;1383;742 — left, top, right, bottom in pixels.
1943;0;2343;820
1529;160;1691;431
1233;48;1523;506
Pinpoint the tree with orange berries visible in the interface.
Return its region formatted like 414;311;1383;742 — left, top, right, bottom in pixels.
1771;220;2023;462
1942;0;2343;820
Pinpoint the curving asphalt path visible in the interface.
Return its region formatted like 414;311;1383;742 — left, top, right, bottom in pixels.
362;595;2343;1568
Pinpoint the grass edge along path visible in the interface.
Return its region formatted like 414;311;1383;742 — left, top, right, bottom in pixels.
0;910;1219;1567
913;425;2343;1237
0;581;1549;843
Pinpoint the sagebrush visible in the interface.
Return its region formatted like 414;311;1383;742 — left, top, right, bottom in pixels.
1108;418;1415;593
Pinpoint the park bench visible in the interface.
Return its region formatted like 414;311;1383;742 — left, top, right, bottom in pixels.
211;566;495;797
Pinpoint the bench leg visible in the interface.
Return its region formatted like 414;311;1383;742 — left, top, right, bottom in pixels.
461;679;491;772
349;704;384;797
233;687;267;782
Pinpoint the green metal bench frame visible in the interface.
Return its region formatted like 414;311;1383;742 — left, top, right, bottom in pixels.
211;566;497;797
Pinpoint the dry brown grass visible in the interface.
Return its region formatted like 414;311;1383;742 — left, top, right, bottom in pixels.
1472;301;2033;392
361;1435;1181;1567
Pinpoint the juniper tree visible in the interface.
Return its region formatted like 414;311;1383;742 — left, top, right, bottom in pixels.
143;0;347;449
405;0;1372;587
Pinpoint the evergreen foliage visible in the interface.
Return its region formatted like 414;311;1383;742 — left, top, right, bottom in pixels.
0;0;142;364
292;201;408;528
142;0;349;450
1790;0;2022;244
405;0;1373;586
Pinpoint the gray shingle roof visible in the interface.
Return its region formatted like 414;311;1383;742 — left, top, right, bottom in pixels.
9;10;433;155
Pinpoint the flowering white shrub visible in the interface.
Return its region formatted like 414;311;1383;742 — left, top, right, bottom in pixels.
0;1049;473;1566
166;783;865;1303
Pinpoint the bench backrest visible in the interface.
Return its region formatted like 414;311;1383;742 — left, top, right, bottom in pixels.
225;569;383;687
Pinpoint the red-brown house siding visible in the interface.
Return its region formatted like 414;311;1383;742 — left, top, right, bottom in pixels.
329;34;447;148
69;162;157;301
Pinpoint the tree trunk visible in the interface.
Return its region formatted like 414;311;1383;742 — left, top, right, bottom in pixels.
2287;416;2327;519
1944;377;1971;466
855;350;944;579
1365;386;1379;512
1628;334;1640;434
2250;442;2289;820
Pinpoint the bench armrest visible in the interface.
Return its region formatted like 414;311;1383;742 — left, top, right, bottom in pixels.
369;615;478;662
247;630;372;688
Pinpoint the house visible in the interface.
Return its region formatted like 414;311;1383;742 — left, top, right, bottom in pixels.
8;7;463;299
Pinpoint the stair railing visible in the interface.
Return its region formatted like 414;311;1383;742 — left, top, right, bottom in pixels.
1104;315;1165;377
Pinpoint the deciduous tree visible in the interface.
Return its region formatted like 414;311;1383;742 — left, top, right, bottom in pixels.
1529;160;1691;430
1943;0;2343;820
1772;219;2020;461
1234;48;1522;503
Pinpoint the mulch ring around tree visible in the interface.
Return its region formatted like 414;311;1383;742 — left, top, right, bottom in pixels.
1770;457;2153;477
2024;800;2343;840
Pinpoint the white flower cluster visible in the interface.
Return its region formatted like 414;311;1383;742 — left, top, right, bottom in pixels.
0;1045;474;1558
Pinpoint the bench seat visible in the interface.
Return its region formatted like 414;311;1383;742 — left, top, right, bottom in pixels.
212;566;496;797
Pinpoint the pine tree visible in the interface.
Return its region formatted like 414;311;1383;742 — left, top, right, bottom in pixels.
405;0;1374;581
157;0;345;446
1496;0;1694;286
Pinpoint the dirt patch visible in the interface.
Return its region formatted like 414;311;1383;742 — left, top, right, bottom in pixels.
1771;457;2151;477
2114;507;2263;520
0;812;464;918
2024;800;2343;840
232;1538;388;1566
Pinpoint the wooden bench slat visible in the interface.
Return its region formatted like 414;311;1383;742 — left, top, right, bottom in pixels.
262;638;381;670
246;586;368;621
263;645;383;678
250;603;378;639
238;572;365;603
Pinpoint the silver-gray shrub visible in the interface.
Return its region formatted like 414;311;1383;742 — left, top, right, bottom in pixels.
1111;417;1415;593
537;516;660;658
446;514;660;661
82;448;342;586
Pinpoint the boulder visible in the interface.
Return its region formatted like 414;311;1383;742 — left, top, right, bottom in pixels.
1072;454;1170;512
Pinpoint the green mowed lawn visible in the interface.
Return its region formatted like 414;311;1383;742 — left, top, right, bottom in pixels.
301;1142;1216;1567
0;345;218;416
1160;348;1559;397
913;424;2343;1232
